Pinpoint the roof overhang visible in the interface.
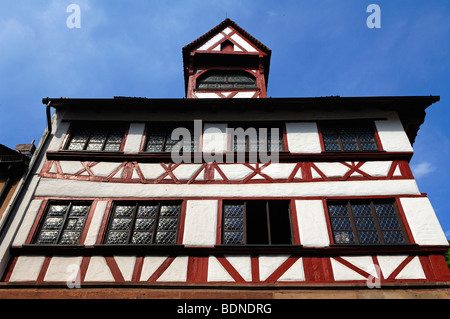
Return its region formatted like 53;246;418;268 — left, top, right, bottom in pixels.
43;95;440;145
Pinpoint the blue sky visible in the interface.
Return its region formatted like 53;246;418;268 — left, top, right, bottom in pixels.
1;1;449;238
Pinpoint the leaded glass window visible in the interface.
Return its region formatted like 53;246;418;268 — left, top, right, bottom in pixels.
34;201;91;245
66;124;125;152
145;124;198;153
229;125;284;152
197;71;257;90
104;201;181;245
321;123;378;152
328;200;407;245
222;200;292;245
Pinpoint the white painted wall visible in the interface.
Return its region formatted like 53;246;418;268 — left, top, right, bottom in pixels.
375;113;413;152
295;200;330;247
285;122;322;153
400;197;449;245
35;178;421;198
182;200;218;246
123;123;145;153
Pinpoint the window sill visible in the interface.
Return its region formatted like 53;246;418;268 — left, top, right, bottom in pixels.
12;243;448;256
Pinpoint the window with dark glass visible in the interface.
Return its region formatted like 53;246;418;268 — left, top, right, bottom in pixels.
196;71;257;90
34;201;91;245
321;123;378;152
327;200;407;245
104;201;181;245
222;200;292;245
66;123;125;152
145;124;198;153
229;124;284;152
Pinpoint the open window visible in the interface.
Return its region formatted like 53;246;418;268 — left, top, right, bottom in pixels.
222;200;293;245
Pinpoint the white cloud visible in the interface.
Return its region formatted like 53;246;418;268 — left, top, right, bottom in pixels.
411;161;435;178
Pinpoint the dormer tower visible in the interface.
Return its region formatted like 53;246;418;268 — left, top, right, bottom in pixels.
182;19;272;98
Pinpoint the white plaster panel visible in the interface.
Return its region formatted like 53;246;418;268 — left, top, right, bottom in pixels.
330;258;367;281
314;162;350;178
35;178;422;199
233;91;256;98
138;164;166;179
203;123;228;153
9;256;45;282
59;161;85;175
47;121;70;151
12;199;43;246
123;123;145;153
207;256;235;282
340;256;378;277
140;256;168;281
157;256;188;282
90;162;122;177
261;163;297;179
395;256;426;279
377;255;408;279
114;256;136;281
196;93;220;98
84;256;115;282
359;161;392;177
286;122;322;153
183;200;218;246
278;258;305;282
172;164;203;180
198;33;224;51
225;255;252;282
84;201;108;245
400;197;448;245
259;255;290;281
295;200;330;247
217;164;253;180
230;33;258;52
375;114;413;152
44;256;83;282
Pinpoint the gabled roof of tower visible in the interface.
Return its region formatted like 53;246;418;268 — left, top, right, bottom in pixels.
182;18;272;96
182;18;271;55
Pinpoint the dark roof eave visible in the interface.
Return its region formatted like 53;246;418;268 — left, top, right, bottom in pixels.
42;95;440;111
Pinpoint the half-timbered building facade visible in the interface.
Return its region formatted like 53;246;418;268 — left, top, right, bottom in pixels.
0;18;448;298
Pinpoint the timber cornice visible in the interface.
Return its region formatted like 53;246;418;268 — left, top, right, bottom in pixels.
45;150;414;163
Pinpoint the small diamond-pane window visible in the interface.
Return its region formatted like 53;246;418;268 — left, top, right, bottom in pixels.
327;200;407;245
66;124;125;152
105;201;181;245
34;201;91;245
321;123;378;152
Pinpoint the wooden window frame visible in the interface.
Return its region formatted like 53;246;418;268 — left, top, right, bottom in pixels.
103;200;182;245
196;71;257;90
327;199;409;245
142;123;199;153
227;123;287;153
221;200;294;245
32;200;93;245
63;122;127;152
319;121;380;152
